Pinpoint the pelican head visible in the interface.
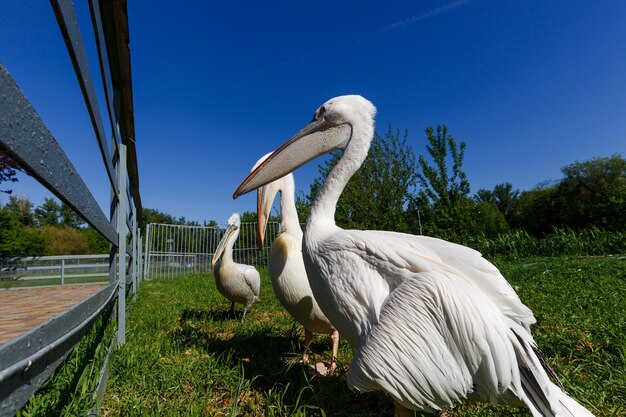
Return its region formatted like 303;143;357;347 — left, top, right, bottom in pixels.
212;213;241;266
234;95;376;198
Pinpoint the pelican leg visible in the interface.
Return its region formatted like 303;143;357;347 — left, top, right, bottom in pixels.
394;401;415;417
229;302;235;318
312;330;339;376
302;328;313;364
329;329;339;372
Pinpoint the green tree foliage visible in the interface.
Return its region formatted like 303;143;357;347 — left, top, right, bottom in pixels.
492;183;520;221
511;155;626;235
308;124;417;231
555;154;625;230
0;209;45;256
60;203;85;228
142;208;176;225
34;197;61;226
41;225;89;255
416;125;470;207
295;191;310;226
3;195;35;227
413;125;476;237
0;150;25;194
474;182;520;225
81;228;111;254
510;183;557;235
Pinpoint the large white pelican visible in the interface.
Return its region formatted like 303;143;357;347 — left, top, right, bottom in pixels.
234;96;595;417
211;213;260;320
254;153;339;375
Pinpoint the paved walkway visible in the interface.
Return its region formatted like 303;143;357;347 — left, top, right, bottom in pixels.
0;284;106;346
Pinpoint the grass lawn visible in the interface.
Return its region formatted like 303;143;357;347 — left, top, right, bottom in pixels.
101;256;625;416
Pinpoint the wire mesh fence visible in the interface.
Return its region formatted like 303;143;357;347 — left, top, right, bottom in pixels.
143;221;280;279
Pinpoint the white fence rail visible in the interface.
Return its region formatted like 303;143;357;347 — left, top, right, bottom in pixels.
0;254;130;286
144;221;281;279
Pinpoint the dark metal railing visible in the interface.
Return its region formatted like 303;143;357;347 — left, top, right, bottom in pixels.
0;0;141;415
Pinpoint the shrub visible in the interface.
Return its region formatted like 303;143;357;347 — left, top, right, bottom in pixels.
41;226;89;255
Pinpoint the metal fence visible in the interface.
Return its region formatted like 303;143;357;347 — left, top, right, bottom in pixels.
143;221;281;279
0;254;131;286
0;1;140;415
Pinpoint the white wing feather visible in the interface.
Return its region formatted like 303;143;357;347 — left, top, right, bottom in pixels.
307;228;573;414
241;264;261;299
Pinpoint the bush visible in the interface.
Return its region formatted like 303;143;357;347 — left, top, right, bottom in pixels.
41;226;89;255
81;228;110;254
461;227;626;258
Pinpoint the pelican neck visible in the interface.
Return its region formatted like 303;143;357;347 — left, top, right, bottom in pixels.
279;174;303;237
308;121;373;227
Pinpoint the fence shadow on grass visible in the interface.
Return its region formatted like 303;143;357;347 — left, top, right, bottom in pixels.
170;307;398;417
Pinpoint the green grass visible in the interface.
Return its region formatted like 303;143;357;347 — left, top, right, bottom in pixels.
18;303;116;416
101;256;626;416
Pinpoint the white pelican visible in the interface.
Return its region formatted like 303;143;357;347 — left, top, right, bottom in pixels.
253;153;339;375
233;96;595;417
211;213;260;320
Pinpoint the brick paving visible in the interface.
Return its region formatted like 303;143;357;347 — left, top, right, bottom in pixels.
0;284;106;346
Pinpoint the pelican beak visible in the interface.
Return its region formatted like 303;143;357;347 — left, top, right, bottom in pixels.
233;118;352;198
257;186;267;250
256;182;280;249
212;224;237;266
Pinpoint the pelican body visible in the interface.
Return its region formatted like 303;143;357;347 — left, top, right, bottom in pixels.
234;96;595;416
212;213;260;319
254;154;339;373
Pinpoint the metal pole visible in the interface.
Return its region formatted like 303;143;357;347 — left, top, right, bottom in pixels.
131;205;137;301
61;259;65;285
137;234;144;288
117;144;128;345
143;223;150;280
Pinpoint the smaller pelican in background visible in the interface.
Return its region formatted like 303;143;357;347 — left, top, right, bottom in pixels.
212;213;260;320
254;154;339;375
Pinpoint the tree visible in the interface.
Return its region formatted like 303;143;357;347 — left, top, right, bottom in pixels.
0;210;45;257
295;191;310;226
60;203;85;228
492;183;520;222
413;125;473;237
474;183;520;223
142;208;176;225
41;225;89;255
308;124;417;231
416;125;470;207
510;155;626;235
0;150;25;195
81;228;110;254
474;188;495;205
510;183;558;235
34;198;61;226
555;154;625;230
3;195;35;227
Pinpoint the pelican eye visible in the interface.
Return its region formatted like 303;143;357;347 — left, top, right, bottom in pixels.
312;105;326;121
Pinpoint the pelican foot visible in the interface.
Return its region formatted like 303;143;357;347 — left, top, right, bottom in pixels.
308;360;336;377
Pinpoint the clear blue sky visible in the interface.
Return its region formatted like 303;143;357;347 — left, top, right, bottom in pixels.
1;1;625;225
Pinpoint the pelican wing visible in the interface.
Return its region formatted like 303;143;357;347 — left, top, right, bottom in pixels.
318;229;556;411
347;270;525;410
241;264;261;298
326;230;535;330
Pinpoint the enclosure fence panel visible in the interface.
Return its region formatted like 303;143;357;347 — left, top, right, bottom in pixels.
144;221;281;279
0;0;140;415
0;254;131;285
